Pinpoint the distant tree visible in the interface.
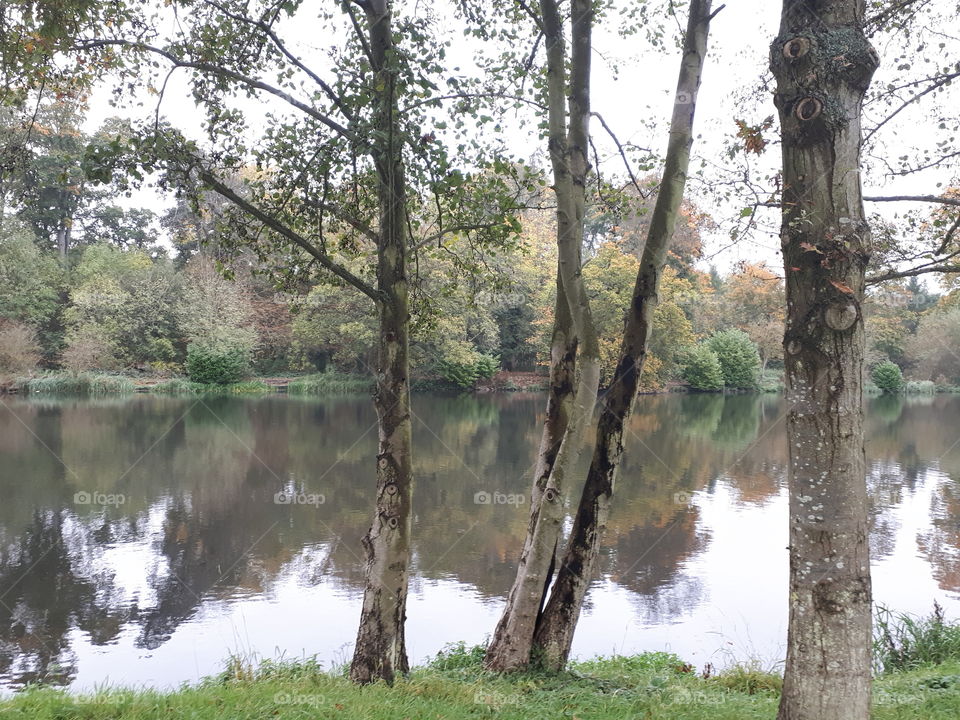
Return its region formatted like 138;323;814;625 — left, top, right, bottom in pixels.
871;360;904;394
682;344;724;391
706;329;760;389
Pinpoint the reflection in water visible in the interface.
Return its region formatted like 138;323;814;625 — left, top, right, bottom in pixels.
0;392;958;690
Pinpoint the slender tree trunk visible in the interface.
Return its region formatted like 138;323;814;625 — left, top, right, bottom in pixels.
485;0;600;672
484;271;577;670
533;0;717;670
350;0;414;685
771;2;878;718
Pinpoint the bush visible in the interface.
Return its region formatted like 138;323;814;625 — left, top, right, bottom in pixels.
0;321;41;374
706;329;761;389
187;343;249;384
872;360;904;394
904;380;936;395
682;345;724;391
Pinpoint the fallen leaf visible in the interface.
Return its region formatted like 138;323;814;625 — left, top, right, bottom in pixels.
830;280;854;294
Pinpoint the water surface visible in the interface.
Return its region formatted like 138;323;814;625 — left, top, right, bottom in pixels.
0;391;957;691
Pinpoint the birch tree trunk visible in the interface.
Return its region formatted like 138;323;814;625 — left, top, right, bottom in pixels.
770;2;878;718
350;0;415;685
484;0;600;672
533;0;716;670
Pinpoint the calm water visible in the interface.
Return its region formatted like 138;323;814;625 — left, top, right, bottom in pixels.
0;391;958;692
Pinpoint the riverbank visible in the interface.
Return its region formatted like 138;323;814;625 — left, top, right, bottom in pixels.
1;647;959;719
4;369;960;397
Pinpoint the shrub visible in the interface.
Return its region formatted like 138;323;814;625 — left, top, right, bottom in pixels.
706;329;761;389
682;345;724;391
904;380;936;395
286;372;372;395
0;321;41;374
871;360;904;394
187;343;249;384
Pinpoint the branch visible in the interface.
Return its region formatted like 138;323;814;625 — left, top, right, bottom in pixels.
76;39;356;142
201;0;356;122
301;197;379;244
591;111;651;198
864;70;959;145
400;91;547;114
198;170;381;302
867;263;960;284
865;195;960;207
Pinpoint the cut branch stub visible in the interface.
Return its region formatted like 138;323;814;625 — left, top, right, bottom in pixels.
782;37;811;59
386;515;399;530
794;97;823;121
384;482;398;496
825;303;859;331
544;488;560;503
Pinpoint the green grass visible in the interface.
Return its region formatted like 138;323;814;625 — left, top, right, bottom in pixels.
286;372;371;396
4;647;960;719
148;379;273;395
875;603;960;674
16;372;134;395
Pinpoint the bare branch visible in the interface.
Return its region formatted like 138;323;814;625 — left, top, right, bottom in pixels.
75;39;356;142
865;194;960;207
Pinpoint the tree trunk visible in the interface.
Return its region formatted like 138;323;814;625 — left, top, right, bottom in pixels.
484;0;600;672
350;0;414;685
770;2;878;718
533;0;716;670
484;271;577;670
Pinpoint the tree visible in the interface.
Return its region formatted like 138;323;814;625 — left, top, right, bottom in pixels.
529;0;717;669
706;329;761;389
484;0;602;672
42;0;528;684
770;1;878;717
682;344;724;391
871;360;903;394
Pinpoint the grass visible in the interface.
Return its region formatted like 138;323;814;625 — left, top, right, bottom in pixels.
148;379;273;395
16;372;134;395
875;602;960;674
286;372;372;396
4;645;960;719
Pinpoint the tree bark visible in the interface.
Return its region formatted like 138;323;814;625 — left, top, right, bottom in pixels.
349;0;415;685
484;0;600;672
532;0;716;670
770;2;878;718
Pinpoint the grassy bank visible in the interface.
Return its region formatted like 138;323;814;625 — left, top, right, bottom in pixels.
15;372;135;395
3;644;960;719
147;378;273;395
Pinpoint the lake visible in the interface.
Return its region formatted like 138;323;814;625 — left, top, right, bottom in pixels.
0;391;957;692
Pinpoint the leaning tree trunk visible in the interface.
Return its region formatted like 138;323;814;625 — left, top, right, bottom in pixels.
770;2;878;718
485;0;600;672
533;0;716;670
350;0;415;685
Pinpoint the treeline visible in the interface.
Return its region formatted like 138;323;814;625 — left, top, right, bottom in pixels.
3;202;960;391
